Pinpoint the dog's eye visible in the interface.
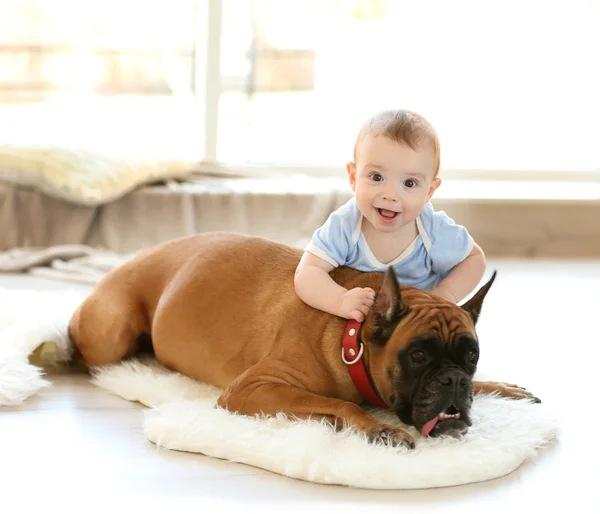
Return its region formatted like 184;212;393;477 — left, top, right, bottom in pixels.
466;350;478;364
411;350;426;363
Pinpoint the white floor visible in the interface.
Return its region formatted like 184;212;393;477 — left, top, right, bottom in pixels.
1;260;599;512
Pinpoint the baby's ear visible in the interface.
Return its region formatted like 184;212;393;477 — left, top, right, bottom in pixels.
346;162;357;191
427;177;441;201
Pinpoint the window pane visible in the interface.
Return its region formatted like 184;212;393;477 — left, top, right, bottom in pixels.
218;0;600;171
0;0;204;160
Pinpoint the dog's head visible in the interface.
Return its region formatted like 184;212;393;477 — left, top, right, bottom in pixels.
362;269;496;438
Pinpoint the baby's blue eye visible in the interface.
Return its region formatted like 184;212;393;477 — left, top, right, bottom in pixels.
371;173;384;182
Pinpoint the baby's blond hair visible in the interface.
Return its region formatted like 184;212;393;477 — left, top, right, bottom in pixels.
353;109;441;176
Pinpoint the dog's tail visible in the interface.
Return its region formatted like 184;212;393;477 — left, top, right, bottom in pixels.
66;331;156;372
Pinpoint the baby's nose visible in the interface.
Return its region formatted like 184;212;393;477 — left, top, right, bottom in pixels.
381;189;398;201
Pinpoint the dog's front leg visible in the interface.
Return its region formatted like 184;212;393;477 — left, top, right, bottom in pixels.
217;371;415;449
473;380;541;403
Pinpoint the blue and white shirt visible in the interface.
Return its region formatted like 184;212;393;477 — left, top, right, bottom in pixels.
305;198;474;290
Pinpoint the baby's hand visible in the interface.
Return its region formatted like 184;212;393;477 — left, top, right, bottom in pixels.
340;287;376;322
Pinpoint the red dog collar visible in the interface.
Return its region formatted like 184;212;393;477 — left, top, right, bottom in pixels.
342;319;388;409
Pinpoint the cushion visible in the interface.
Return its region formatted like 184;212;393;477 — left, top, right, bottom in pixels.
0;143;197;205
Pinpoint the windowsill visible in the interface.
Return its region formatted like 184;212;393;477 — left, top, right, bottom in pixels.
433;179;600;203
178;173;600;203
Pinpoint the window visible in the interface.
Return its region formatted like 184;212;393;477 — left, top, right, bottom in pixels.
0;0;204;160
217;0;600;173
1;0;598;177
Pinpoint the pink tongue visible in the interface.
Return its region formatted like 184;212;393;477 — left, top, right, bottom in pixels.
379;209;396;218
421;416;439;437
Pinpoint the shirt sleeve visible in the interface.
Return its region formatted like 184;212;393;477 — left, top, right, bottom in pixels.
304;211;351;268
428;210;474;277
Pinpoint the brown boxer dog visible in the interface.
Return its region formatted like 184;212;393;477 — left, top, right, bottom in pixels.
68;232;538;448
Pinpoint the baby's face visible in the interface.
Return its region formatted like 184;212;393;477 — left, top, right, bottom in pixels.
347;134;440;234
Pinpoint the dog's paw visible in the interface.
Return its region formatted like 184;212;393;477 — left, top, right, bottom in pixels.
367;426;415;449
497;382;541;403
475;380;541;403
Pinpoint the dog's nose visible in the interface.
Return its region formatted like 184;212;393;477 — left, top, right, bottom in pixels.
436;370;468;389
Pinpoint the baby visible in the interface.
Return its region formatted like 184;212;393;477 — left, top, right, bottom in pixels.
294;109;486;322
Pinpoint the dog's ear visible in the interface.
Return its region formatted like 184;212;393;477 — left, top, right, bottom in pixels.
461;270;497;325
364;268;410;344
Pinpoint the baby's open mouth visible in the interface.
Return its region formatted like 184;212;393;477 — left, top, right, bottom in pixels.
376;208;400;223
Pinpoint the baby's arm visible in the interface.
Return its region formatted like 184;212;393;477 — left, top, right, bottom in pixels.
431;243;486;304
294;252;376;322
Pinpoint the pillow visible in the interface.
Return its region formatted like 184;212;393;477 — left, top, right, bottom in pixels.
0;143;198;206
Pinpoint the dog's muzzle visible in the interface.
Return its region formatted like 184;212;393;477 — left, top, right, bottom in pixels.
414;368;474;438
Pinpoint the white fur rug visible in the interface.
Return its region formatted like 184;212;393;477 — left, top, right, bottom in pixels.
0;287;560;489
